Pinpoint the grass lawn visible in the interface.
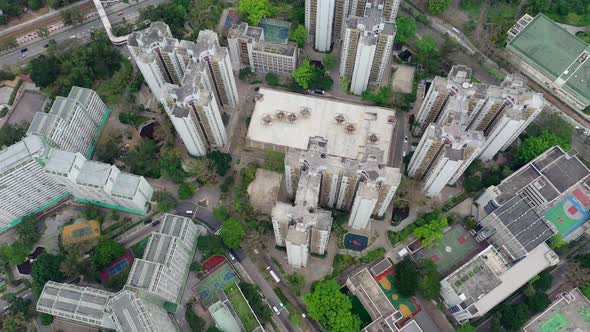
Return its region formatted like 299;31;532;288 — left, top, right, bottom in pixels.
459;0;482;19
225;283;259;332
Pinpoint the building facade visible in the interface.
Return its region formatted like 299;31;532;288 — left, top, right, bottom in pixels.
0;136;68;233
43;149;153;214
339;6;396;95
408;121;484;194
227;22;298;74
27;86;108;158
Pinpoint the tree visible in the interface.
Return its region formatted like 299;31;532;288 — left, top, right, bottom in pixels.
9;297;34;319
285;273;305;296
239;67;254;81
304;279;361;332
289;24;307;47
533;271;553;291
583;105;590;115
323;53;337;70
499;303;529;330
186;305;206;332
95;139;120;164
160;153;187;183
60;242;94;278
81;204;104;222
28;0;44;10
178;182;196;199
426;0;451;15
456;324;475;332
0;70;15;81
265;72;280;86
238;0;273;25
526;292;551;313
516;131;570;165
188;158;218;184
413;216;448;248
153;190;176;212
93;237;126;269
61;7;83;25
124;139;161;178
32;253;65;295
220;218;245;249
0;124;27;148
239;282;273;323
393;259;419;296
395;16;416;45
0;243;30;265
362;86;392;106
292;60;315;89
15;216;40;245
419;259;441;300
206;151;232;176
190;262;202;272
0;313;27;332
40;313;54;326
415;35;438;61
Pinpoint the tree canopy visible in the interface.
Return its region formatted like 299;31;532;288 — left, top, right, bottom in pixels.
220;218;245;249
532;271;553;291
206;151;233;176
292;60;315;90
153;190;176;213
416;35;438;59
289;24;307;47
160;153;187;183
323;53;337;70
516;131;570;166
498;303;529;330
124;139;161;179
239;282;273;323
362;86;392;106
178;182;196;200
239;0;274;25
413;216;448;248
426;0;451;15
304;279;361;332
393;259;419;296
418;259;441;300
93;237;126;269
395;16;416;45
32;253;65;295
526;291;551;313
0;124;27;148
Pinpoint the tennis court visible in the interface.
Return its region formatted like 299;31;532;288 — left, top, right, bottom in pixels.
415;225;479;274
62;220;100;246
100;251;134;283
544;189;590;236
539;312;569;332
193;263;239;307
374;267;420;322
259;18;291;44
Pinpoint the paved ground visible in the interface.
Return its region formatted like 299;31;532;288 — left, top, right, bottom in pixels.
7;88;46;126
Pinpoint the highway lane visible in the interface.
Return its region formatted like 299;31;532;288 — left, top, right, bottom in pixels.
0;0;164;66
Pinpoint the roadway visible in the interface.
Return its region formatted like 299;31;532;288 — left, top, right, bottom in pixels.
0;0;164;67
232;248;297;332
388;110;409;168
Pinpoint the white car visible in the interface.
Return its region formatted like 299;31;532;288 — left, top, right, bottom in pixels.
272;306;280;315
227;252;235;261
301;313;307;318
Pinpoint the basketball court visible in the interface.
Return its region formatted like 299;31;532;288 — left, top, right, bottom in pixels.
193;262;239;308
100;251;134;283
258;18;291;44
62;220;100;246
544;188;590;236
370;259;420;323
344;233;368;251
413;225;479;274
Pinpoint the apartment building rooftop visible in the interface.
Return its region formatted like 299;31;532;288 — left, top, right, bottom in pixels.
228;22;263;41
43;149;78;174
523;288;590;332
76;161;112;187
111;173;142;197
127;21;171;48
108;290;160;332
272;201;333;231
67;86;96;109
248;88;396;162
0;135;45;169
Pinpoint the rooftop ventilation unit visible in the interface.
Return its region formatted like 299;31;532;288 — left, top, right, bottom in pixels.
261;114;272;126
345;123;356;134
287;113;298;122
275;110;286;120
335;114;346;124
368;133;378;143
300;107;311;118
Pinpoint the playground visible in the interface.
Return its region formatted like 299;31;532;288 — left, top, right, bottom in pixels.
544;188;590;236
193;257;239;308
344;233;369;251
373;267;420;321
414;225;479;274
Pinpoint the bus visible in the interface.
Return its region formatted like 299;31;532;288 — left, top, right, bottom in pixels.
269;269;281;283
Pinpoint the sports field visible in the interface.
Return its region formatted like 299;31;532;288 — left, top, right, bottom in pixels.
225;283;260;332
193;262;239;307
100;251;134;283
544;189;590;236
344;233;368;251
374;268;419;321
539;312;569;332
258;18;290;44
416;225;479;273
62;220;100;245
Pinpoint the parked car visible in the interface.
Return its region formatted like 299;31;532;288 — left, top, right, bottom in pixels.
151;220;161;227
272;306;280;315
20;48;28;53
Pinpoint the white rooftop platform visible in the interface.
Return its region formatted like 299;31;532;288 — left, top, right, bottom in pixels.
247;88;396;162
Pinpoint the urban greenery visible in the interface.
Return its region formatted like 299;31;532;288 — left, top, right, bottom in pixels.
178;182;196;200
413;215;448;248
0;123;27;148
394;259;418;296
360;247;386;264
153;190;176;213
395;16;417;45
426;0;451;15
206;151;233;176
220;218;245;249
32;253;65;295
289;24;307;47
239;0;274;25
239;282;273;323
304;279;362;332
93;237;126;269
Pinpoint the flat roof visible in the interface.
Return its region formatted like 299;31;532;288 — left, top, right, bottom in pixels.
44;149;77;174
248;88;395;162
76;161;112;187
508;14;588;78
524;288;590;332
111;173;140;197
0;135;44;170
108;290;155;332
210;300;243;332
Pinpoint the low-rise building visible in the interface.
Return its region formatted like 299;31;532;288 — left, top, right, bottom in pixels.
227;21;298;74
37;214;199;330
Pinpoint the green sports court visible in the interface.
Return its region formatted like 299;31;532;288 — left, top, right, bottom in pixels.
416;225;479;274
193;263;239;307
544;189;590;236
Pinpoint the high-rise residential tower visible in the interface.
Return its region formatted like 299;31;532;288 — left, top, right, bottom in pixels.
339;5;396;95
